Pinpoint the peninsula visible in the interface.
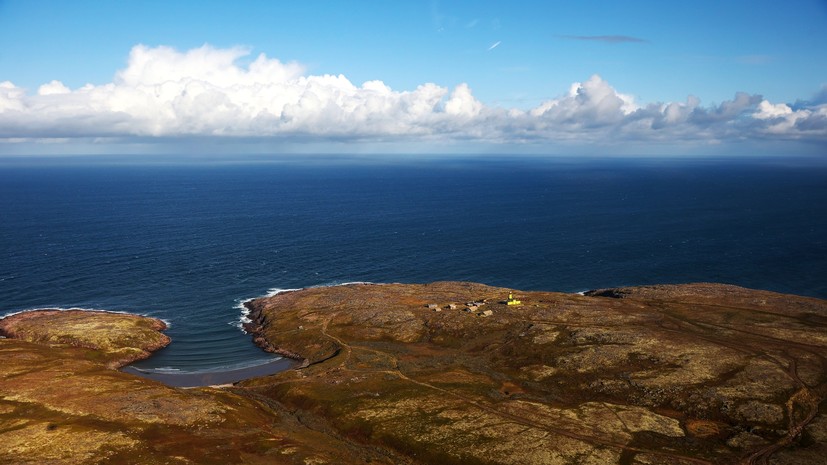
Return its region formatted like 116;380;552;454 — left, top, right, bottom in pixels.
1;282;826;464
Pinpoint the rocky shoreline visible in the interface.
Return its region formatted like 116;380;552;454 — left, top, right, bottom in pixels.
0;308;170;368
243;297;309;365
2;282;826;464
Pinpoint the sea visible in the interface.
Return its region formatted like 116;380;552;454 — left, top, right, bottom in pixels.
1;154;826;373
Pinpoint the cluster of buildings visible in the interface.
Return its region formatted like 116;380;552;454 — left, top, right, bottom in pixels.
425;302;492;317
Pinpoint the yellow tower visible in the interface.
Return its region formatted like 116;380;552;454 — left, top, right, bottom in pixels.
507;292;521;306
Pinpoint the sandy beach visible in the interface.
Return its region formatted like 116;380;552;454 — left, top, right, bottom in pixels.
122;357;297;387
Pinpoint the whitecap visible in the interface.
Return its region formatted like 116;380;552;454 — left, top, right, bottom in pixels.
230;287;301;332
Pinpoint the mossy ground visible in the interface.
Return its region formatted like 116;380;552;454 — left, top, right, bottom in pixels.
242;282;827;464
2;282;826;464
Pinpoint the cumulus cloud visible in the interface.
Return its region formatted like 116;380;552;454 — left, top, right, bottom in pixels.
0;44;825;149
529;75;638;125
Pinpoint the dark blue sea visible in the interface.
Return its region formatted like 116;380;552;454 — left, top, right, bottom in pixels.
2;155;826;372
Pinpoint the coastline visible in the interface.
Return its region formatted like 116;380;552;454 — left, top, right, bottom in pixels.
240;282;383;367
0;308;300;387
0;308;170;368
2;282;826;464
242;295;309;366
0;306;172;329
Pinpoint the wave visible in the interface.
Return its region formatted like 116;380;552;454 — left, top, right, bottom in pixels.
131;366;182;373
230;288;301;331
127;357;283;374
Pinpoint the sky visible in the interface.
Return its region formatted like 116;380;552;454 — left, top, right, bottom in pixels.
0;0;826;157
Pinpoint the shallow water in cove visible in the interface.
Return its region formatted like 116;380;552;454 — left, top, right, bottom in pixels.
1;155;825;371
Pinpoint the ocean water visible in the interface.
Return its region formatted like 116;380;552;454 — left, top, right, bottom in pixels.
1;155;826;371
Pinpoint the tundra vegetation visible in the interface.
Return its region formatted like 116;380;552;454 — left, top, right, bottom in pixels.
2;282;825;464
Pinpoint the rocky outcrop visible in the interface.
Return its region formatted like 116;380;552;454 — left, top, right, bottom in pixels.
244;299;313;364
0;309;170;368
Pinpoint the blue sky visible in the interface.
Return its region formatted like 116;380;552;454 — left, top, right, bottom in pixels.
1;0;826;156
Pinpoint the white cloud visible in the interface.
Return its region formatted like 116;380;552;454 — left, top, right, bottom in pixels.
0;81;26;112
0;44;825;150
529;75;637;124
444;83;483;118
37;80;71;95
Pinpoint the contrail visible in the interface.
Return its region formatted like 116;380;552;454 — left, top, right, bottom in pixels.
487;41;501;51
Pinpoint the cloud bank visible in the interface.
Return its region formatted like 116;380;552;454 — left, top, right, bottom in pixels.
1;44;825;152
